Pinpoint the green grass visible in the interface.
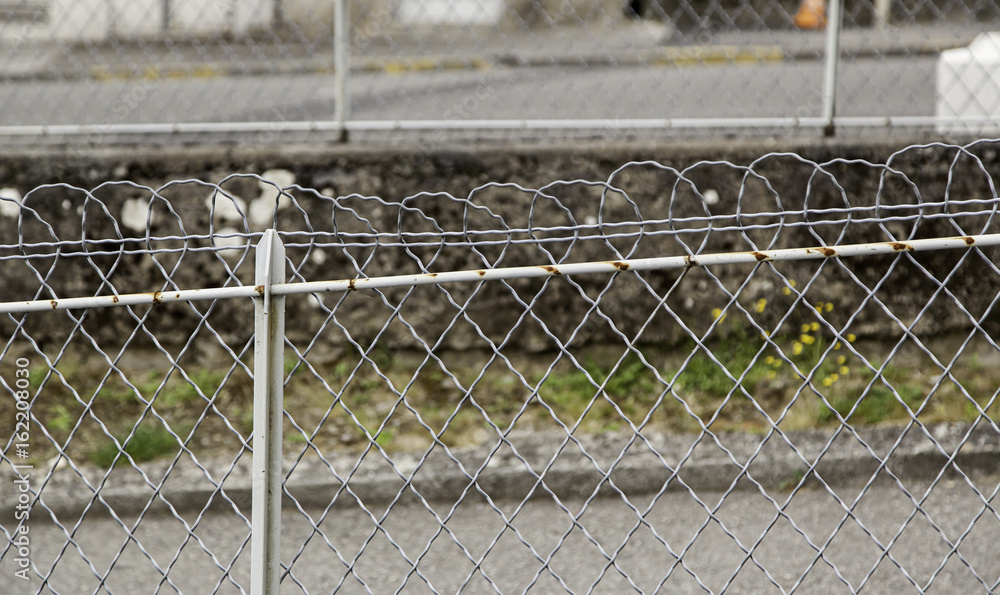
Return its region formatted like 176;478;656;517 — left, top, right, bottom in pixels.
674;329;770;398
48;404;75;432
818;383;925;425
374;429;394;449
89;421;181;468
158;368;225;407
534;353;667;429
8;326;1000;465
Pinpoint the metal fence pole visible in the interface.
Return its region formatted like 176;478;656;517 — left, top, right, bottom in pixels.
251;229;286;595
873;0;891;28
333;0;350;142
821;0;843;136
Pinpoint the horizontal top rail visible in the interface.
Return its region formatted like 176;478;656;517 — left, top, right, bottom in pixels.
2;233;998;315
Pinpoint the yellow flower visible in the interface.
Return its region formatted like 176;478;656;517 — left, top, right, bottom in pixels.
829;373;839;382
782;287;792;296
839;366;850;375
847;333;857;343
801;324;811;333
766;370;777;380
825;302;834;312
711;308;723;319
814;303;823;313
833;342;842;350
792;342;803;355
836;355;846;365
773;359;782;368
800;334;816;345
822;376;833;387
764;355;774;365
790;279;797;287
755;298;767;313
810;322;820;332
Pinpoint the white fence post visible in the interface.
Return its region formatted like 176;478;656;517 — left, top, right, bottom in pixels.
251;229;286;595
821;0;843;136
334;0;351;142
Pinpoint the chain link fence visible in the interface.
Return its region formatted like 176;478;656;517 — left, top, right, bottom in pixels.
2;143;1000;592
1;0;999;141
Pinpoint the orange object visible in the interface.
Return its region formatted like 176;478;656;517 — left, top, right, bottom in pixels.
793;0;826;29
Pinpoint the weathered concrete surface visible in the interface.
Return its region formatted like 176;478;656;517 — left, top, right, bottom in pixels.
1;138;998;359
4;420;997;519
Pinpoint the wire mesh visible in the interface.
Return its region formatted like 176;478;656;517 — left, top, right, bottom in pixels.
2;143;1000;592
1;0;999;140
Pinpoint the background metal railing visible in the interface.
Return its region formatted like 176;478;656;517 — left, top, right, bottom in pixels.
1;0;1000;141
2;145;1000;592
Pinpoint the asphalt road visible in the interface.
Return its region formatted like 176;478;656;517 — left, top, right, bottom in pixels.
0;57;934;129
6;474;999;594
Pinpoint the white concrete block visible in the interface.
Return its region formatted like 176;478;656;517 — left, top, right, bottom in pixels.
169;0;230;36
206;193;248;225
121;198;151;232
398;0;506;26
936;32;1000;135
233;0;272;33
168;0;269;37
0;188;22;219
109;0;164;39
48;0;109;43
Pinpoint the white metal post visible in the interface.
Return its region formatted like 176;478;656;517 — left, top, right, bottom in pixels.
333;0;350;142
821;0;843;137
251;229;285;595
162;0;172;35
874;0;891;28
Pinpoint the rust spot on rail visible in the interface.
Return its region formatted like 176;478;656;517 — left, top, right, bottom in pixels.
112;296;119;304
753;252;769;262
685;255;698;268
804;247;838;257
478;270;486;277
50;300;58;309
152;291;163;304
891;242;913;252
429;273;439;277
348;279;357;291
612;261;630;271
255;285;265;295
542;266;562;276
963;236;975;245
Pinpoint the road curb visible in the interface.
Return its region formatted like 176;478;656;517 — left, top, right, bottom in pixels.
7;424;999;520
0;41;957;84
30;47;787;83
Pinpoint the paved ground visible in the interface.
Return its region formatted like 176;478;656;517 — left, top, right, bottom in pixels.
3;423;999;592
0;18;995;143
5;473;1000;593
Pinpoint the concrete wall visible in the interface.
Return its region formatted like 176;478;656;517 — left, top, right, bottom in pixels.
108;0;162;38
0;0;635;44
510;0;628;26
1;139;998;358
1;0;273;42
169;0;271;37
280;0;399;40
